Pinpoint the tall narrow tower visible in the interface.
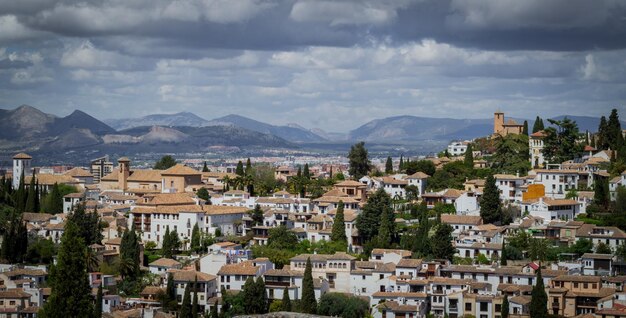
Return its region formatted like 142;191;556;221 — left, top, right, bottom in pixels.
12;153;32;189
117;157;131;191
494;111;504;135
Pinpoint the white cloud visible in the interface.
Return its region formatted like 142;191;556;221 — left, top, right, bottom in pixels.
290;0;411;26
60;41;132;70
0;15;43;42
156;51;260;72
162;0;275;23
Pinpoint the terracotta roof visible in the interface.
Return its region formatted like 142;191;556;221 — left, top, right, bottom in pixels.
552;275;601;283
441;214;482;225
142;193;196;206
171;270;216;282
442;188;464;199
381;177;408;185
581;253;613;260
22;212;54;223
291;252;356;262
263;269;303;277
26;174;78;185
396;259;422;268
162;164;201;176
64;167;93;177
13;153;32;159
334;180;366;187
217;261;260;276
521;197;579;206
372;291;427;298
0;289;32;299
377;301;419;313
149;258;181;268
530;130;547;138
127;170;162;182
406;172;430;179
371;248;412;257
204;205;248;215
2;268;47;277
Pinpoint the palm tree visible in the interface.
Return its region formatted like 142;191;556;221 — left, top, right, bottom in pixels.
117;257;134;280
85;248;100;272
222;176;231;191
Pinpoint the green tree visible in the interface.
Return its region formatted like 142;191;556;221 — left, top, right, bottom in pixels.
202;161;209;172
192;278;199;318
1;210;28;263
95;284;103;318
236;161;244;176
593;176;610;209
532;116;544;133
282;287;291;312
267;225;298;250
501;239;508;266
154;155;177;170
317;293;369;318
14;169;26;213
301;257;317;314
162;226;174;258
480;174;503;224
42;182;63;214
405;160;436;176
399;155;404;171
607;109;623;150
385;157;393;174
596;242;612;254
250;204;264;226
523;120;529;136
529;268;548;318
464;144;474;168
196;188;210;201
180;283;192;318
347;142;371;180
376;208;393;249
242;277;257;313
256;276;268;313
39;220;94;317
120;229;140;280
431;224;455;261
542;117;583;164
501;294;509;318
191;224;201;253
164;272;177;311
303;163;311;180
491;134;530;174
331;201;347;242
615;186;626;214
25;171;36;212
356;188;393;245
68;202;104;246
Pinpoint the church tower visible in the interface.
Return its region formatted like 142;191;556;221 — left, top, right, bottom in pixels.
12;153;32;189
494;111;504;135
117;157;131;191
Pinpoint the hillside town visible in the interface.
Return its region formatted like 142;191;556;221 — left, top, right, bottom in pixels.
0;109;625;318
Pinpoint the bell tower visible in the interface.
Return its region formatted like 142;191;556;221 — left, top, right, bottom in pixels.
494;111;504;135
118;157;130;191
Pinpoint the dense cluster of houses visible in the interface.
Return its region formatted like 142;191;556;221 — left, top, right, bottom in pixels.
2;127;626;318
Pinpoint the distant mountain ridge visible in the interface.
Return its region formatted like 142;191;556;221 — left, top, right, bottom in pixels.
206;114;327;143
105;112;210;130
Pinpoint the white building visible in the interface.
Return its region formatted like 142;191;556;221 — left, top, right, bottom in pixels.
494;174;526;203
12;153;32;189
520;197;580;222
289;253;356;293
448;141;469;156
529;131;546;168
532;169;580;199
404;172;429;198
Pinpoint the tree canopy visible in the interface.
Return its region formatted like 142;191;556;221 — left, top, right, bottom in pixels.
347;142;371;180
154;155;177;170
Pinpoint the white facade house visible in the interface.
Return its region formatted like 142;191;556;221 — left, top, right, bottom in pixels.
289;253;356;293
405;172;429;198
533;169;580;199
520;197;581;222
448;141;469;156
494;174;526;203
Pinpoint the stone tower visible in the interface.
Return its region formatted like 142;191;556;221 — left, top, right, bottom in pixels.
117;157;130;191
12;153;32;189
494;111;504;135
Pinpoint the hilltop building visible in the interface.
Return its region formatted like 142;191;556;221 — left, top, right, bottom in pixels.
12;153;32;189
494;111;523;136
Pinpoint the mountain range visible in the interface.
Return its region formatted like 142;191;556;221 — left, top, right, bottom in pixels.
1;105;623;157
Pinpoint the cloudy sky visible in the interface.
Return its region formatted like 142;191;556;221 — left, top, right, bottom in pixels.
1;0;625;132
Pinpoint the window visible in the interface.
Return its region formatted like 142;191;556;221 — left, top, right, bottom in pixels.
480;302;488;312
465;303;472;311
379;274;384;279
495;304;501;312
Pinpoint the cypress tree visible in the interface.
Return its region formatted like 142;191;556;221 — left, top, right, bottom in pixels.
431;224;456;261
34;181;40;213
347;142;371;180
120;229;140;279
522;120;529;136
301;258;317;314
464;144;474;168
48;183;63;214
480;174;503;224
1;211;28;263
210;301;219;318
399;155;404;171
165;272;176;311
95;284;103;318
502;294;509;318
14;169;26;213
245;158;252;176
25;171;36;212
607;109;622;150
39;220;94;317
243;277;256;313
303;163;310;180
593;176;610;209
385;157;393;174
501;239;508;266
202;161;209;172
529;268;548;318
598;116;608;149
162;226;173;258
179;283;192;318
282;287;291;312
376;208;393;248
256;276;268;313
331;201;347;242
191;224;201;253
532;116;544;133
191;278;199;318
236;161;244;176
